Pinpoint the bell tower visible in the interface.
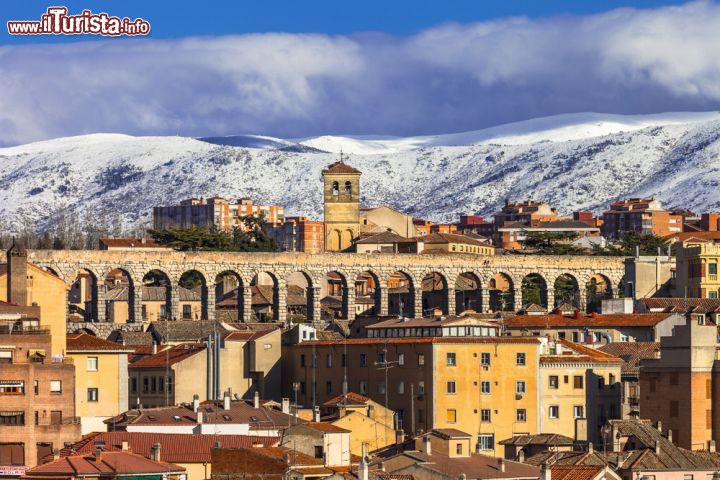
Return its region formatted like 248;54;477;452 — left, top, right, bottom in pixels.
322;155;361;252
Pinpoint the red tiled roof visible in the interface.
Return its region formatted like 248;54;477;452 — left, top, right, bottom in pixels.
224;330;274;342
550;466;603;480
129;343;205;368
66;333;134;352
323;392;370;407
638;297;720;313
0;300;18;306
504;313;674;328
539;340;624;364
57;432;278;463
597;342;660;375
297;337;540;346
27;450;184;477
322;162;361;175
304;422;350;433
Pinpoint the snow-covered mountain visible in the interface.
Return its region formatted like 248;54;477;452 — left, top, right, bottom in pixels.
2;111;720;234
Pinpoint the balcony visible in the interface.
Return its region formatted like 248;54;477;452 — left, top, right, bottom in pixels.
709;274;718;282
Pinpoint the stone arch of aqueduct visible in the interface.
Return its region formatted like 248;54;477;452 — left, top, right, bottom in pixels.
28;250;626;326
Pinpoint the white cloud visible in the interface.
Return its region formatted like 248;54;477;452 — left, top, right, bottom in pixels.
1;1;720;145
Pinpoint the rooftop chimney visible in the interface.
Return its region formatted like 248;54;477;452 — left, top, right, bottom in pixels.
214;441;222;449
667;429;673;444
152;343;157;355
53;449;60;461
573;309;581;320
540;463;550;480
7;240;28;306
313;406;321;422
281;398;290;415
657;420;662;433
710;440;717;453
121;441;129;452
94;447;103;461
423;436;432;454
150;443;161;462
192;394;200;413
197;411;203;424
517;450;525;463
588;442;594;454
223;392;231;411
395;430;404;445
498;458;505;473
655;440;660;455
253;391;260;409
458;474;466;480
358;445;369;480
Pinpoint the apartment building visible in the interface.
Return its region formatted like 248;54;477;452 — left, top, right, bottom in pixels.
265;216;324;254
153;196;284;233
0;304;80;470
65;333;133;434
675;241;720;298
639;320;720;451
284;337;544;457
601;198;682;239
493;200;558;230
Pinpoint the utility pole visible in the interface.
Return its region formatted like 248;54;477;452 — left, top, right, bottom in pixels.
375;344;400;443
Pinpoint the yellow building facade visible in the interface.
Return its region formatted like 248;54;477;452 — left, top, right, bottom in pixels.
323;160;361;251
66;333;133;434
1;246;68;356
675;242;720;298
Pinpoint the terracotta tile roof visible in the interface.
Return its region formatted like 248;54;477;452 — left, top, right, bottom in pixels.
597;342;660;375
323;392;370;407
224;329;274;342
431;428;472;439
298;337;541;346
550;466;603;480
129;343;205;368
323;161;361;175
394;451;539;479
112;331;154;346
524;451;608;468
66;333;134;352
499;433;575;446
417;232;492;247
365;315;496;329
27;451;184;477
539;340;624;364
663;231;720;242
304;422;350;433
107;286;200;302
503;313;674;328
148;321;231;342
57;432;278;463
356;231;416;245
237;446;324;465
638;297;720;314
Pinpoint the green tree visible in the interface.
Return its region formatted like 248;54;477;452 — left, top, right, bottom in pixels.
522;231;586;255
594;232;669;256
148;218;277;253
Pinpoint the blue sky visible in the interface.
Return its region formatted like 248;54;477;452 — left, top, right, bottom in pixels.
1;1;687;43
1;1;719;145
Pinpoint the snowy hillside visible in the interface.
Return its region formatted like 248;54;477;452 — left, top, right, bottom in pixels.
2;111;720;234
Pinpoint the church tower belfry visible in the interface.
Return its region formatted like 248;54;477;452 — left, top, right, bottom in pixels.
322;154;361;251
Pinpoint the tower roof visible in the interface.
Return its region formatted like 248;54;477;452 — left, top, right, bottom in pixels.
322;161;361;175
8;238;27;256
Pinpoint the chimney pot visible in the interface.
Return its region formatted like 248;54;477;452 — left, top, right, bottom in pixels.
655;440;660;455
667;429;673;444
710;440;717;453
517;449;525;463
588;442;594;453
94;447;103;461
192;394;200;413
52;448;60;461
423;436;432;454
151;443;161;462
313;405;321;422
223;392;231;411
253;391;260;409
121;441;129;452
657;420;662;433
498;458;505;473
540;463;550;480
281;398;290;415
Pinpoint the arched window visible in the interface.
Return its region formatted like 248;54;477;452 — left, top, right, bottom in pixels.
332;181;339;196
344;181;352;195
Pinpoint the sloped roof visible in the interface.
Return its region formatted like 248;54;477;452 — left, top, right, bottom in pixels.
66;333;134;352
356;231;416;245
26;451;184;477
323;161;361;175
56;432;277;463
112;330;154;346
129;343;205;368
504;313;674;328
394;451;538;479
597;342;660;375
417;232;492;247
431;428;472;440
323;392;371;407
499;433;575;447
638;297;720;314
149;321;231;342
106;286;200;302
540;340;624;365
550;466;604;480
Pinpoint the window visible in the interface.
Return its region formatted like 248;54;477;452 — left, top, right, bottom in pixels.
182;304;192;319
549;376;559;389
446;352;456;366
359;381;368;395
481;381;491;394
481;352;491;366
314;445;324;459
341;353;347;367
326;381;332;395
360;354;367;367
564;375;569;384
34;381;38;395
160;304;167;318
549;405;559;419
447;409;457;423
481;409;491;422
516;409;527;422
398;353;405;366
574;376;584;389
418;353;425;365
0;381;24;395
378;382;386;394
131;378;137;393
0;412;25;426
609;374;616;386
0;443;24;466
710;263;718;275
300;354;306;367
87;357;98;371
516;353;526;366
300;382;306;394
670;400;679;417
516;381;526;394
398;381;405;394
574;405;584;418
326;354;332;368
446;381;456;394
418;381;425;395
456;444;463;455
49;380;62;393
87;388;98;402
478;434;494;451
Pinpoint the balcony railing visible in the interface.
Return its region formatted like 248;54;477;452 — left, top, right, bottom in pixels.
709;274;718;281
